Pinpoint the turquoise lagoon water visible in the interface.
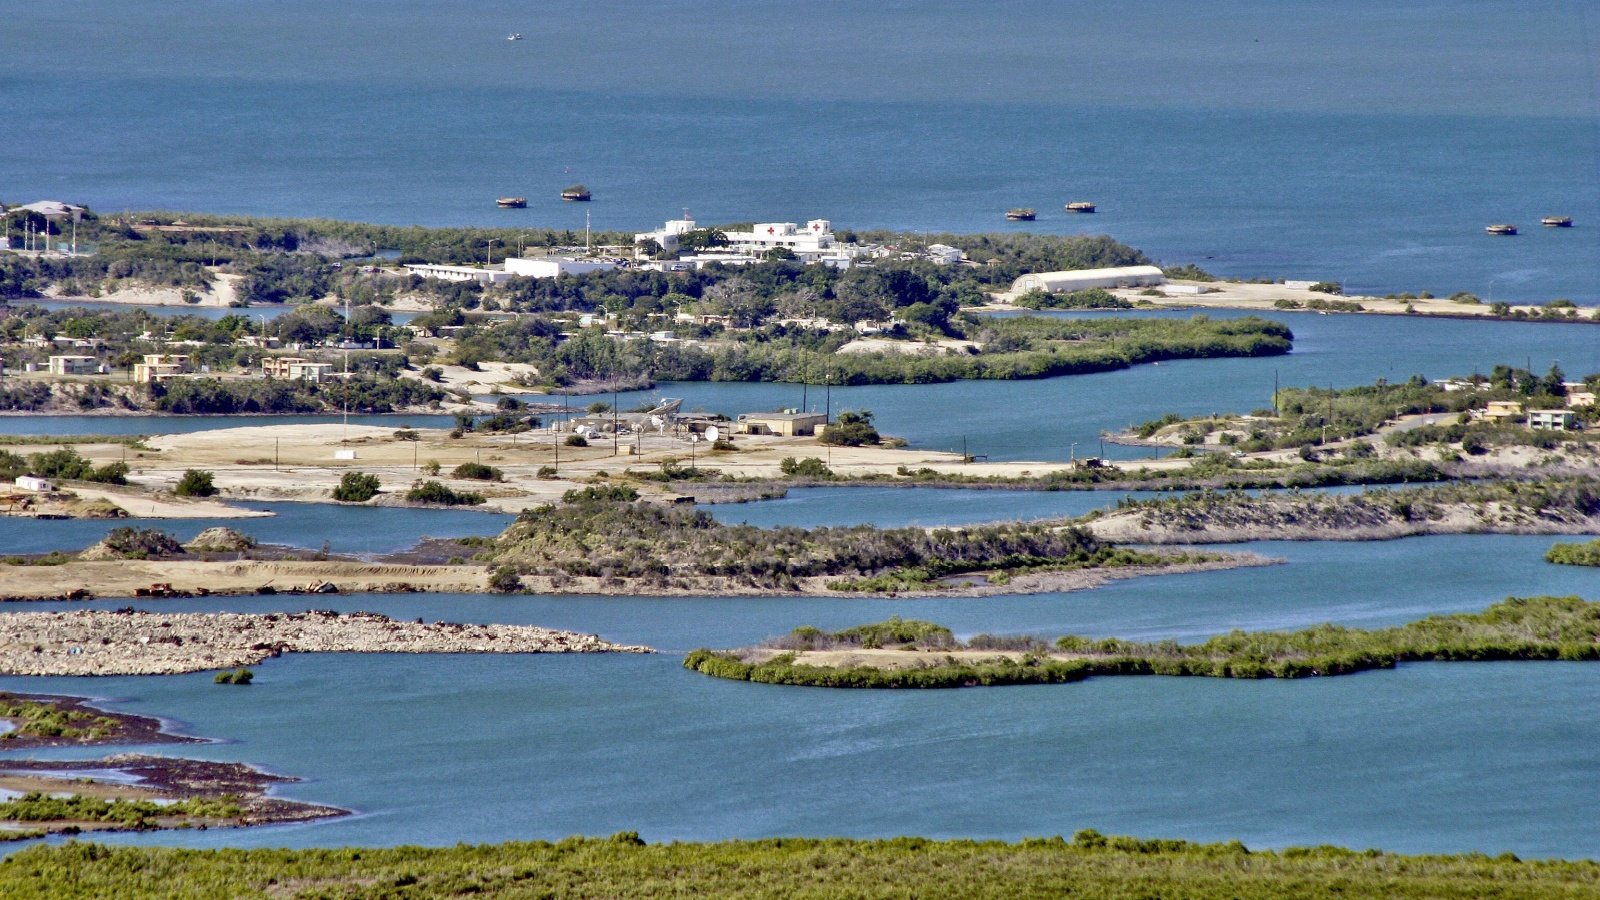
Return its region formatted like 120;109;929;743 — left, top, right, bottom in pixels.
6;1;1600;301
5;534;1600;857
0;501;512;557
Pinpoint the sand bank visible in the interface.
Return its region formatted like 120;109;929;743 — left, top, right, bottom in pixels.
0;609;651;676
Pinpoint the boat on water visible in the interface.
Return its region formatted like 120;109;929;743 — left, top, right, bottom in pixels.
1541;216;1573;228
1005;208;1036;221
496;197;527;208
1065;201;1096;213
561;184;591;202
507;33;523;41
1485;223;1518;236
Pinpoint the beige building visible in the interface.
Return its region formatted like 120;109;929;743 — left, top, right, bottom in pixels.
1481;400;1522;421
47;355;99;376
735;411;828;437
132;354;191;383
262;356;334;382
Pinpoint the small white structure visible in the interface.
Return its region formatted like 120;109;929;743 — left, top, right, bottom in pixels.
1010;265;1166;294
47;355;99;376
262;357;334;382
925;244;964;265
403;263;514;285
503;256;618;278
15;476;53;492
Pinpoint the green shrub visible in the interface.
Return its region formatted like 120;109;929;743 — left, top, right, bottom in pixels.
450;462;503;481
405;480;485;506
212;668;253;685
332;471;381;502
174;469;216;497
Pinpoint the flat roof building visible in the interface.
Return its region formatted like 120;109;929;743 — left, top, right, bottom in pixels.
1528;410;1578;430
132;354;191;383
1011;265;1166;295
503;256;619;278
404;263;514;285
47;355;99;376
262;356;334;382
735;411;828;437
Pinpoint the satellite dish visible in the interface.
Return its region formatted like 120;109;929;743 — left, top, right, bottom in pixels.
704;426;720;443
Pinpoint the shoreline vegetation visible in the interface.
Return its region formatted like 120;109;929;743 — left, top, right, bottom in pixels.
0;755;346;842
5;830;1600;898
1547;538;1600;566
1084;478;1600;544
0;692;197;750
482;486;1253;596
686;595;1600;689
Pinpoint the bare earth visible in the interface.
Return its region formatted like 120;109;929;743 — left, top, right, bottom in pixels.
0;559;489;601
0;609;651;676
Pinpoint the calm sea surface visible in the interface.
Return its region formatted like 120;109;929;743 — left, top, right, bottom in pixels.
5;0;1600;859
6;1;1600;300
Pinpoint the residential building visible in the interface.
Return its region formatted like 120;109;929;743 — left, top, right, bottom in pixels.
132;354;191;383
262;356;334;382
47;355;99;376
15;476;54;492
1528;410;1578;430
1481;400;1523;421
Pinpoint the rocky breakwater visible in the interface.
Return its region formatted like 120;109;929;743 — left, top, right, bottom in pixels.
0;609;652;676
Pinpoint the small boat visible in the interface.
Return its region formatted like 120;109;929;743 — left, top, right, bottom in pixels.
507;33;523;41
561;184;591;202
1485;223;1518;236
1541;216;1573;228
1005;208;1036;221
496;197;527;208
1065;201;1096;213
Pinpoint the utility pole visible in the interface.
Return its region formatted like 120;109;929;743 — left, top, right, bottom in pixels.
342;295;350;443
612;381;619;456
486;239;499;266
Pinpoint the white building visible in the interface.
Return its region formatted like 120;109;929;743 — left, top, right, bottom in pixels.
723;220;839;260
47;355;99;376
634;216;701;258
925;244;964;265
1010;265;1166;294
15;476;54;492
403;263;514;285
503;256;619;278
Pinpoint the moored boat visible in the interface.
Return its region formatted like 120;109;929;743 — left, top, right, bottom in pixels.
1485;223;1518;236
561;184;591;202
1065;201;1096;213
1541;216;1573;228
496;197;527;208
1005;208;1036;221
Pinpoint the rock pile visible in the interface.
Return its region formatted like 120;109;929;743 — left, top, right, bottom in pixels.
184;527;257;553
0;609;651;676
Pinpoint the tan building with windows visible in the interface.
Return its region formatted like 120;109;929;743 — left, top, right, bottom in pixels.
47;355;99;376
735;411;828;436
262;356;334;383
132;354;191;383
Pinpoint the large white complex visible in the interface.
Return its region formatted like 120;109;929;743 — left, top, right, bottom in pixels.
1010;265;1165;294
503;257;619;278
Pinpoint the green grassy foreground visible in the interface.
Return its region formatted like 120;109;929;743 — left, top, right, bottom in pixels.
687;595;1600;688
4;832;1599;898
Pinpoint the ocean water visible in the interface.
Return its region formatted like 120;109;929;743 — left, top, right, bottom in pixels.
5;0;1600;860
6;1;1600;300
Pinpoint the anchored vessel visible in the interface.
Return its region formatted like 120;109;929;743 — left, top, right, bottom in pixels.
1065;201;1096;213
496;197;527;208
561;184;592;201
1485;223;1518;236
1542;216;1573;228
1005;208;1036;221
